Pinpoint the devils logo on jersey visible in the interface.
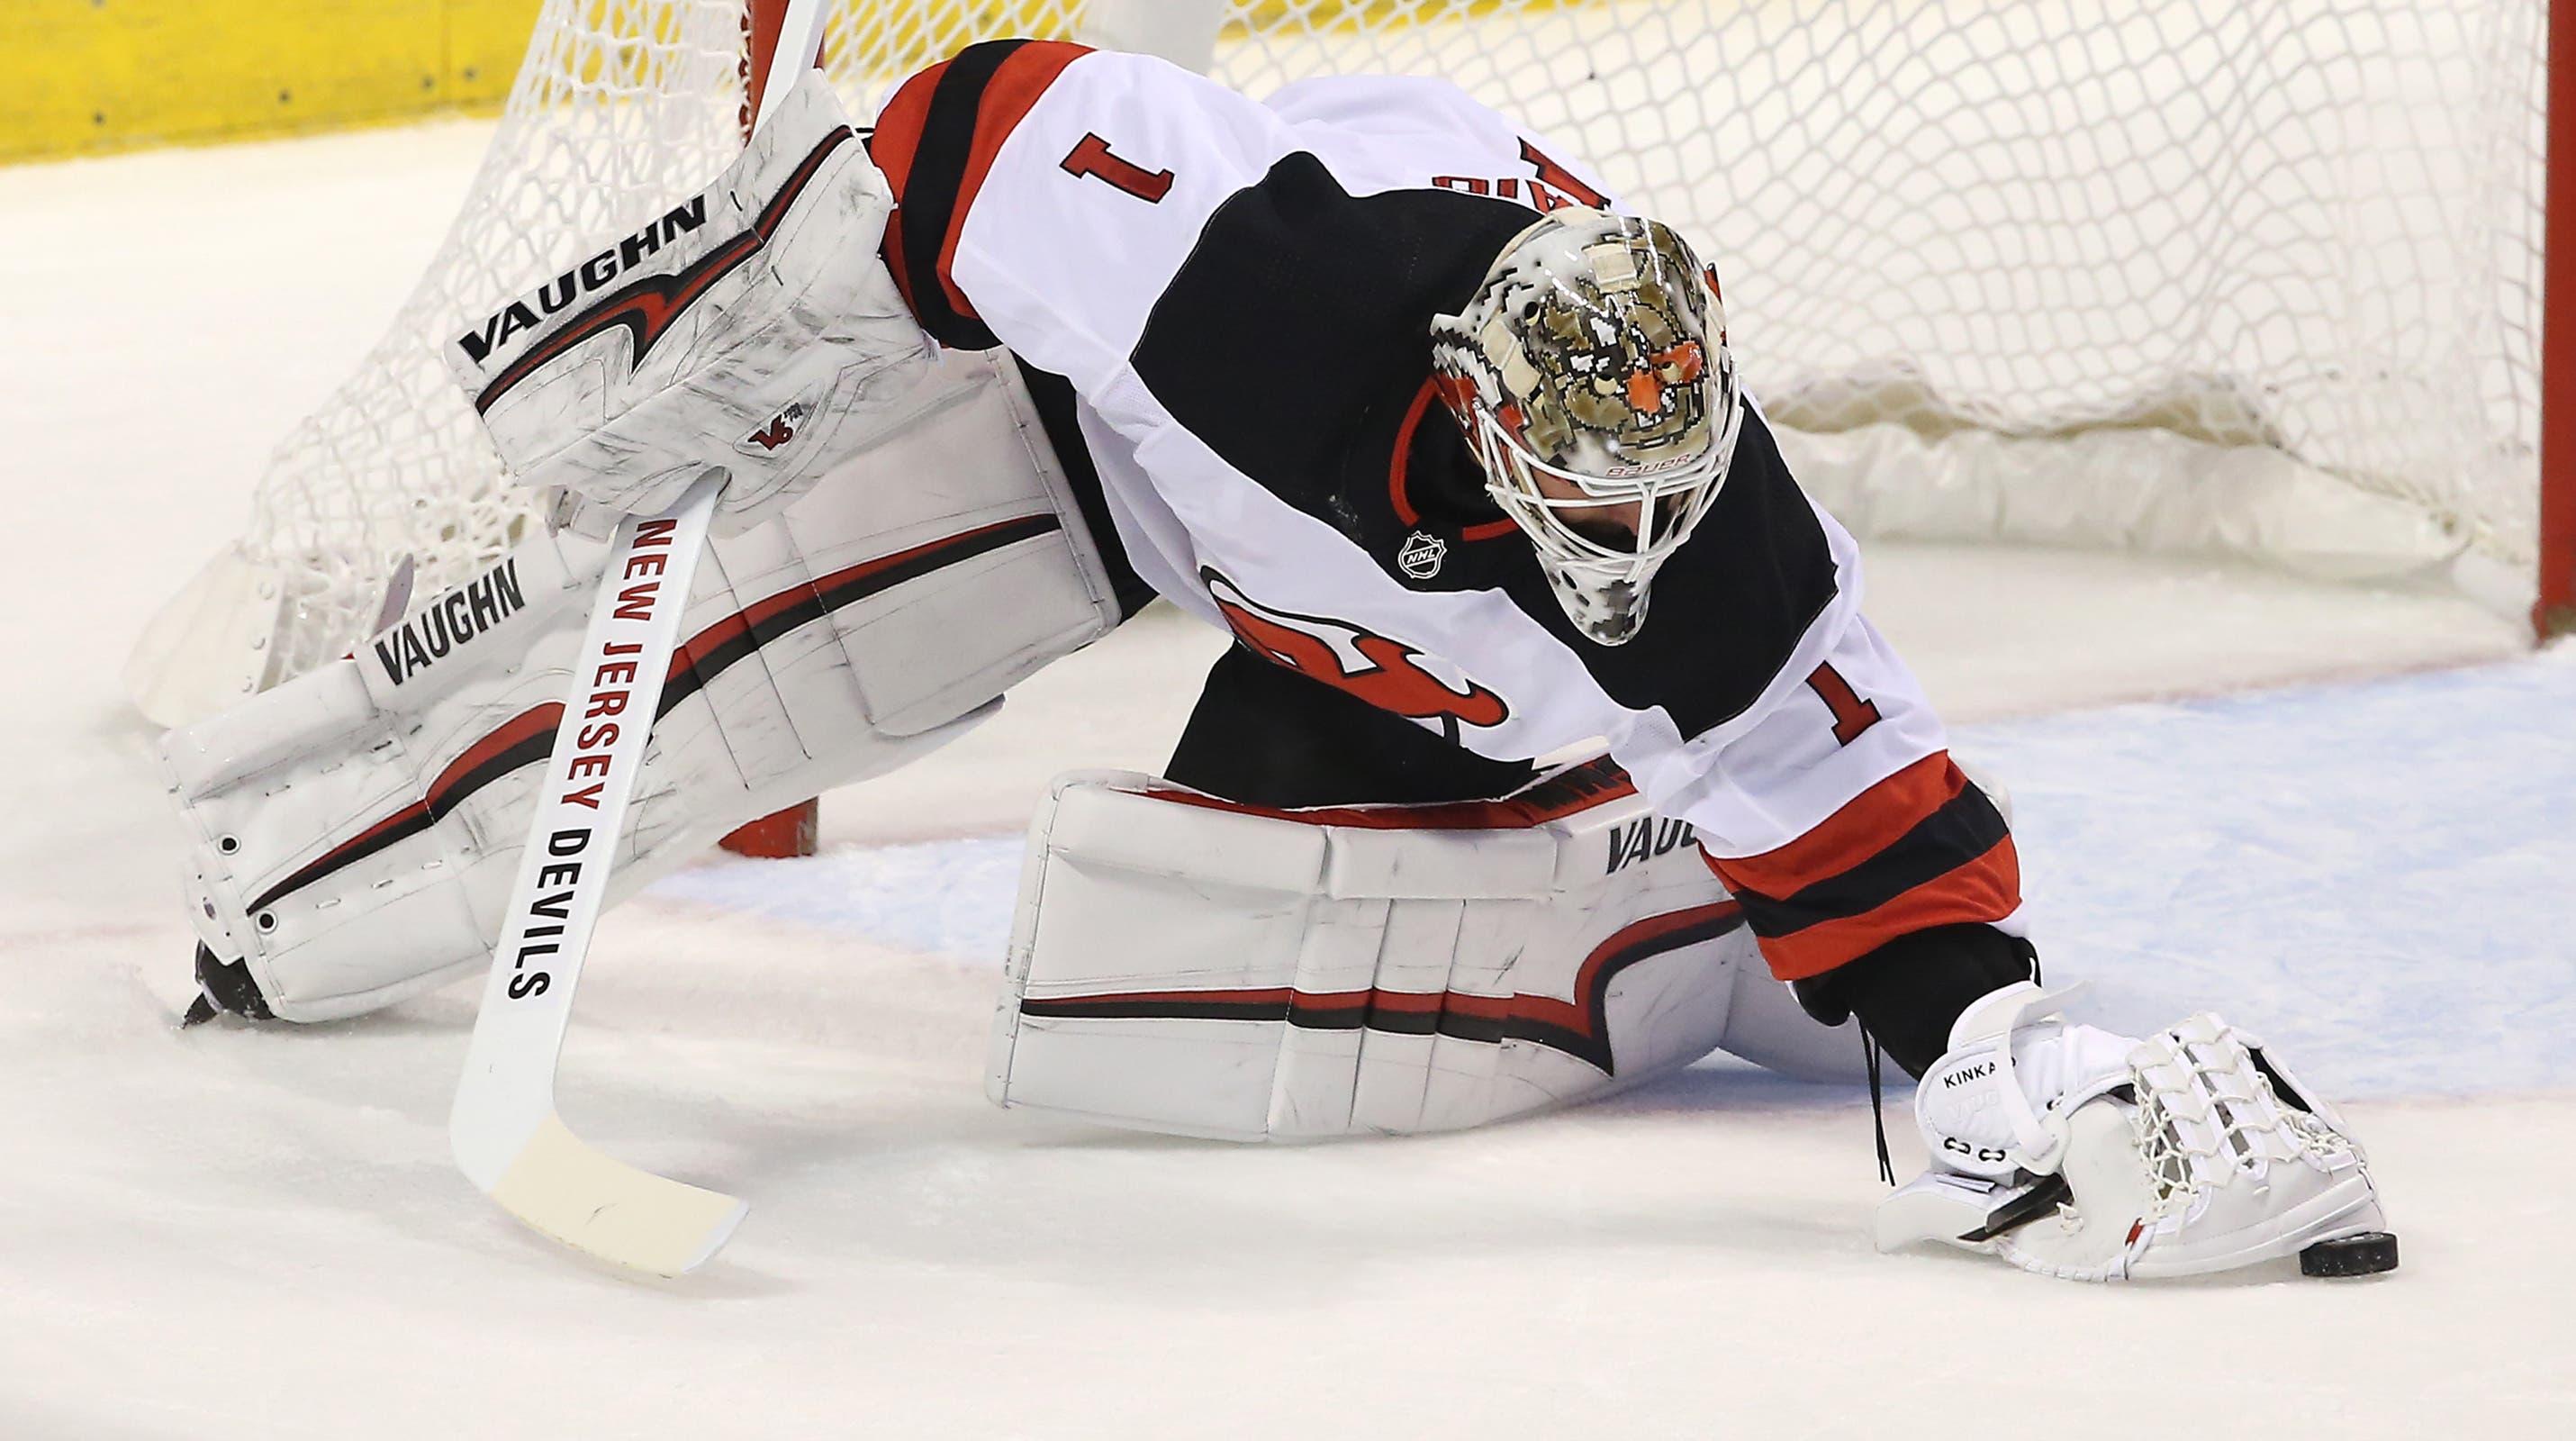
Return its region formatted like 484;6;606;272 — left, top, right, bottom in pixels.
1203;569;1509;731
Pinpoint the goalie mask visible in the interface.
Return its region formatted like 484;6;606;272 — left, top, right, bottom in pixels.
1431;207;1742;645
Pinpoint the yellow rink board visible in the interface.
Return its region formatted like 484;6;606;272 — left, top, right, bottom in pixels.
0;1;542;164
0;1;1572;166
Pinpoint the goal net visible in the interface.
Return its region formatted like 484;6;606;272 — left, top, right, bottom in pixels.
126;0;2555;723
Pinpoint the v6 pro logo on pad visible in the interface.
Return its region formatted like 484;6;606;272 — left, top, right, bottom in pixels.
743;404;801;452
737;384;827;461
1202;568;1509;735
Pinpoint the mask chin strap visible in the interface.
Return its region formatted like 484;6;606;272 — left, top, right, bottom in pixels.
1514;502;1696;646
1440;348;1744;647
1520;548;1649;645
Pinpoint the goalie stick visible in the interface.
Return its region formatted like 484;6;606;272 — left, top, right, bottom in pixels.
447;476;740;1275
447;0;832;1276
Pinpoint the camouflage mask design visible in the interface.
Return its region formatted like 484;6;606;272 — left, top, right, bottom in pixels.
1431;207;1742;645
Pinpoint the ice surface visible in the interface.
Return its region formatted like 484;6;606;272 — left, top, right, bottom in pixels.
661;646;2576;1100
0;122;2567;1440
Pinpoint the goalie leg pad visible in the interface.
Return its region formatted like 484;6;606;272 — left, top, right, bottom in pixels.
987;764;1861;1140
166;349;1123;1022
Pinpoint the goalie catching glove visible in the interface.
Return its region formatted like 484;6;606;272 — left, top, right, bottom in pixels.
447;70;933;538
1878;982;2393;1281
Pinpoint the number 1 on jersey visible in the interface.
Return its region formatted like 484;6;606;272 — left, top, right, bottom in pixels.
1062;133;1175;203
1807;662;1883;746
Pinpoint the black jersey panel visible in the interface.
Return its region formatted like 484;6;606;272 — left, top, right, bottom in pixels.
1564;406;1840;737
1131;152;1533;539
1129;153;1839;743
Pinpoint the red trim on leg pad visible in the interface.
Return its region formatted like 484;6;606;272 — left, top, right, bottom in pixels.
720;800;819;858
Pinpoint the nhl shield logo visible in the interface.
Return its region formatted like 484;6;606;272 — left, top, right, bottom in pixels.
1397;531;1447;579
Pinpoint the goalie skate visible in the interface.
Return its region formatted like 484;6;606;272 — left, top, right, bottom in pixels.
1876;983;2393;1282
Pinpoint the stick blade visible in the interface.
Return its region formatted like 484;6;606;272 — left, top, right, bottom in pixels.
477;1112;747;1276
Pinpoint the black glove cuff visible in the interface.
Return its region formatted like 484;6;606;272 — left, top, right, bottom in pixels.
1790;923;2038;1078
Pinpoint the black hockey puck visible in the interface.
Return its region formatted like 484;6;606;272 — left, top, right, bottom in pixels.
2300;1230;2400;1277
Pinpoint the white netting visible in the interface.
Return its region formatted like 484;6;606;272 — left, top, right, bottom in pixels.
185;0;2549;693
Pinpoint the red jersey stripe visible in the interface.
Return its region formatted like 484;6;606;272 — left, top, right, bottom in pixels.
934;41;1090;318
1740;832;2020;982
871;41;1090;330
1705;751;1966;901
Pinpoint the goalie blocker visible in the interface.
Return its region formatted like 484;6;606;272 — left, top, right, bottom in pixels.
167;349;1125;1022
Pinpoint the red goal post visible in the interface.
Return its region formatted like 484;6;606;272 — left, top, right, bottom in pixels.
2544;0;2575;635
720;1;827;859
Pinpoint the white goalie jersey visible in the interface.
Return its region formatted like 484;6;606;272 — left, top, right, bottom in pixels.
158;41;2398;1282
867;41;2024;983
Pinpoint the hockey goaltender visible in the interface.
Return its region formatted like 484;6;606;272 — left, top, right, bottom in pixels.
164;40;2395;1282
